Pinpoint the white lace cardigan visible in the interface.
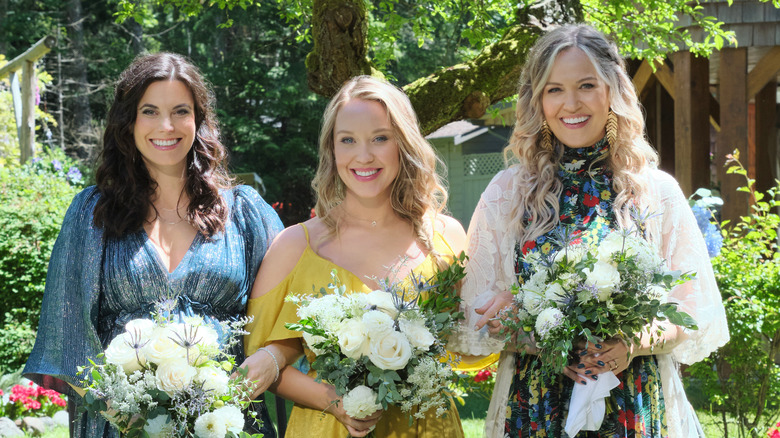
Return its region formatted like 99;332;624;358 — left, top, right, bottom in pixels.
448;166;730;438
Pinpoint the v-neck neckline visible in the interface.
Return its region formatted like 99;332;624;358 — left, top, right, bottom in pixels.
140;229;202;276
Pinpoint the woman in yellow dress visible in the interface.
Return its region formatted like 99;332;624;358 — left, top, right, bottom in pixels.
241;75;467;437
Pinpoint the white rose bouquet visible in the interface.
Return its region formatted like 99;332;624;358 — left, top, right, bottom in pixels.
502;223;698;376
79;301;263;438
285;253;467;433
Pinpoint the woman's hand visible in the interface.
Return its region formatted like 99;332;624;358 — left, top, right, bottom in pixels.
324;386;383;437
234;347;281;399
474;290;514;333
563;338;633;384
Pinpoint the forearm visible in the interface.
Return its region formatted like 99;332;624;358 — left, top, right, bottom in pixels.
631;321;688;357
270;366;336;412
260;338;304;367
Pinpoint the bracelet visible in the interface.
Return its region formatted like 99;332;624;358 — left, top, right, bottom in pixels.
257;347;280;382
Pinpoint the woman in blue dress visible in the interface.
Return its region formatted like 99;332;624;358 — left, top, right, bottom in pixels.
23;52;284;438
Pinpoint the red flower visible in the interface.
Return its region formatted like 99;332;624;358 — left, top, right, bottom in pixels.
582;193;599;207
617;409;636;430
474;369;493;383
521;240;537;255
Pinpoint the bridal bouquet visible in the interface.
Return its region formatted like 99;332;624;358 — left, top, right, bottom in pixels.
503;225;698;376
80;302;263;438
285;253;467;426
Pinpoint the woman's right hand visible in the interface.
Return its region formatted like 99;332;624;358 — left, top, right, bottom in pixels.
325;386;383;437
474;290;514;333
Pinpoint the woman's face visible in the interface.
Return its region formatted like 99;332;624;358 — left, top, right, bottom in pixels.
541;47;610;149
133;80;197;177
332;98;400;204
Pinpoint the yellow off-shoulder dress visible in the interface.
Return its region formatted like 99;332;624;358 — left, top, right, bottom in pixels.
244;224;469;438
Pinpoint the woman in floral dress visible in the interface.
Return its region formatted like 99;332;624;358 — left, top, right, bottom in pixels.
448;24;729;438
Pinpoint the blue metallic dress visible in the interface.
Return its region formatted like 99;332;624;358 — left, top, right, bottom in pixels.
23;185;283;438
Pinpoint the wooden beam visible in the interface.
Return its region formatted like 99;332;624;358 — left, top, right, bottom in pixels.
632;60;656;100
653;61;676;99
755;79;777;194
20;60;36;164
673;51;710;196
717;48;751;223
0;35;56;78
747;46;780;99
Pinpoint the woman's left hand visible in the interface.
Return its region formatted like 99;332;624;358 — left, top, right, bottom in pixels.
234;348;280;399
563;338;633;384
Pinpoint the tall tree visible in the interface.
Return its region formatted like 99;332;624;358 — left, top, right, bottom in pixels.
64;0;94;157
116;0;743;134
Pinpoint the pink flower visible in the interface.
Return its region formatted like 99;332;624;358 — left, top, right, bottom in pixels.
474;369;493;383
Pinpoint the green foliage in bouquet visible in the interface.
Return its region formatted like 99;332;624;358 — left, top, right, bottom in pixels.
685;150;780;437
285;257;467;422
502;220;697;376
78;301;264;438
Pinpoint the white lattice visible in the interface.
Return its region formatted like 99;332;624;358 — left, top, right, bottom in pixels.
464;152;504;177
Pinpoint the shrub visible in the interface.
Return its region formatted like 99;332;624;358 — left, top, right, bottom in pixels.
686;150;780;437
0;381;67;419
0;148;83;372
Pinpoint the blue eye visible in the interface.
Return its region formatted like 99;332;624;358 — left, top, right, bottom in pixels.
340;137;354;144
580;83;595;89
547;87;562;93
374;135;388;142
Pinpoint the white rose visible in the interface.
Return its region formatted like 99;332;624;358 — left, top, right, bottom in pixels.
342;385;382;419
194;412;226;438
367;330;412;370
144;415;173;438
302;332;328;355
105;333;145;373
597;232;627;264
196;366;230;396
156;358;197;395
125;319;155;342
544;283;567;308
398;318;435;350
363;310;395;340
583;261;621;301
535;307;564;340
214;405;244;434
143;327;187;365
364;290;399;318
626;237;661;271
335;319;370;359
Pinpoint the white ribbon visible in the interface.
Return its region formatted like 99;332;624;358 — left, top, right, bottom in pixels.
564;371;621;437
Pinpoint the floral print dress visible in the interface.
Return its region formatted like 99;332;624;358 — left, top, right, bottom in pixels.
505;138;668;438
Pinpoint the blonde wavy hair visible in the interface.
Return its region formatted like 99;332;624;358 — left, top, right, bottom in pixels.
312;75;448;262
505;24;659;244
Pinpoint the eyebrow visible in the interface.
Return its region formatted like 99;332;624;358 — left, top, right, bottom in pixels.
138;103;193;110
334;128;392;135
545;76;599;86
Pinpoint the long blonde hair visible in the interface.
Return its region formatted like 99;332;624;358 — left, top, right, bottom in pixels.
312;75;448;261
505;24;658;244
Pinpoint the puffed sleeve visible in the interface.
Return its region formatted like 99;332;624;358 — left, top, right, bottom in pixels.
447;169;517;356
23;186;103;397
653;170;729;363
232;185;284;300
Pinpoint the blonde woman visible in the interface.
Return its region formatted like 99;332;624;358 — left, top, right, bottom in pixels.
240;76;466;438
449;24;729;437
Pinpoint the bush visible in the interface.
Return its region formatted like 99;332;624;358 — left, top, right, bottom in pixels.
0;381;67;419
686;150;780;437
0;149;83;372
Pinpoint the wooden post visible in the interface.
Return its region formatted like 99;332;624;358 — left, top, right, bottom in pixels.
717;48;750;223
673;51;710;196
755;79;777;194
20;60;36;164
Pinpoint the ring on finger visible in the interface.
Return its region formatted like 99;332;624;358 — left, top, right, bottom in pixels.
609;359;618;370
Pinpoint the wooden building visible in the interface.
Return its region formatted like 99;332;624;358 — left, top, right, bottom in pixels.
635;0;780;222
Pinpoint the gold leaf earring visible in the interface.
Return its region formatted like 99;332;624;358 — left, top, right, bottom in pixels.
540;120;553;151
606;109;618;147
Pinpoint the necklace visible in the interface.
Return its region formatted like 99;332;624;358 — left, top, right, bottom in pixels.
155;213;185;226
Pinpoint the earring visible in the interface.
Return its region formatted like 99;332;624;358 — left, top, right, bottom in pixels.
606;109;618;147
540;120;553;151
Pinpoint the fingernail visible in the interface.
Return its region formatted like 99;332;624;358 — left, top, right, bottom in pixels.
577;364;585;369
597;361;605;366
593;375;599;380
579;350;588;356
595;343;602;349
580;380;587;385
585;370;592;375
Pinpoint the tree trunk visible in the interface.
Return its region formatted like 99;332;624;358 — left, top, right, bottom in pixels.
305;0;582;134
0;0;7;55
65;0;94;158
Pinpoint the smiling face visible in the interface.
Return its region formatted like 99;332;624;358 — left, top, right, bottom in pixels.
332;98;400;204
133;80;197;176
541;47;611;149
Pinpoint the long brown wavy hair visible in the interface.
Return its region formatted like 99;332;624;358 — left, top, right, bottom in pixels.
505;24;658;244
93;52;232;239
311;75;448;263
